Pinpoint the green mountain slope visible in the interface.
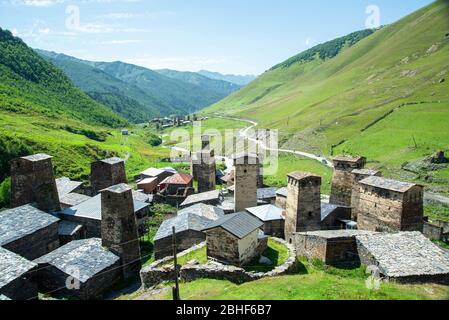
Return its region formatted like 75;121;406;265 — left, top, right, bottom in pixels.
0;28;127;128
203;0;449;192
91;60;236;115
156;69;241;96
0;28;171;207
36;49;170;122
198;70;256;86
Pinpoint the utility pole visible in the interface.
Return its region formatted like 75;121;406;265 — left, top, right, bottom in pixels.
172;226;181;300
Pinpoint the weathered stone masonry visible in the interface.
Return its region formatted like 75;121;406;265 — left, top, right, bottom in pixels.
330;156;366;207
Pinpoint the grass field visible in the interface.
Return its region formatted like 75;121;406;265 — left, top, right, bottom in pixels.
128;258;449;300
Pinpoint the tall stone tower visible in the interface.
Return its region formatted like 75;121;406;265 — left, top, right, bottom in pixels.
201;135;210;150
329;156;366;206
350;169;381;220
10;154;61;212
197;149;216;193
191;135;211;182
101;184;141;280
285;172;322;241
91;157;127;195
233;153;258;212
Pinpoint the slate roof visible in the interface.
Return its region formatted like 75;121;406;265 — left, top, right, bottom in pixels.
58;220;84;237
257;187;278;200
296;229;375;239
0;294;11;300
181;190;221;207
60;193;91;207
22;154;52;162
356;232;449;278
351;169;380;176
34;238;120;283
137;177;158;185
101;183;131;194
333;156;365;163
203;212;264;239
246;205;285;222
56;177;83;198
0;247;37;290
100;157;124;165
359;176;418;193
288;172;320;181
132;190;153;203
61;195;149;221
178;203;225;221
154;212;212;241
276;187;287;198
321;203;339;221
140;167;164;177
0;205;60;246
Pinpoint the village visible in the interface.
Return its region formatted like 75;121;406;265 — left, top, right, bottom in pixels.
1;130;449;301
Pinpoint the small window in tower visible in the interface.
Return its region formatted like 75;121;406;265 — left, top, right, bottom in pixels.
244;169;247;174
308;212;313;219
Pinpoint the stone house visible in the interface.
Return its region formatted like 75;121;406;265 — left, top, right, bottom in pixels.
356;232;449;284
246;204;285;238
138;167;176;184
257;187;278;204
158;173;193;195
275;187;288;209
10;153;61;213
0;204;60;260
137;177;159;194
423;219;449;241
293;230;375;267
60;194;150;238
357;176;424;232
350;169;381;220
0;247;38;300
320;203;352;230
58;220;86;246
203;212;266;267
33;238;121;300
330;156;366;206
153;212;213;259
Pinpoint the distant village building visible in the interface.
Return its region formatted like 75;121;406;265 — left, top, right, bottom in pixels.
101;184;141;280
246;204;285;238
59;193;92;209
196;150;217;193
58;220;86;246
10;153;61;212
204;212;267;267
423;219;449;242
330;156;366;206
121;129;129;136
356;232;449;283
90;157;127;195
293;230;375;267
320;203;352;230
33;238;121;300
60;194;150;238
284;172;322;241
138;167;176;184
257;187;278;204
0;204;60;260
357;176;424;232
0;247;38;300
233;153;259;212
350;169;381;220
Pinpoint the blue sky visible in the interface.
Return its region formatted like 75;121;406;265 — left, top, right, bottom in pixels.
0;0;434;75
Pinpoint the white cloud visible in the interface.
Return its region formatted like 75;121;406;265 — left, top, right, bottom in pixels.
97;39;143;45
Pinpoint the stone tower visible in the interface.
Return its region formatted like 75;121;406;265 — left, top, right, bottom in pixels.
101;184;141;280
233;153;259;212
285;172;322;241
201;135;210;150
191;135;211;181
350;169;381;220
10;154;61;212
197;149;216;193
91;157;127;195
329;156;366;206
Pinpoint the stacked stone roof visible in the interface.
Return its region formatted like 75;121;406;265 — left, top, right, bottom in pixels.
0;247;36;290
359;176;418;193
204;212;264;239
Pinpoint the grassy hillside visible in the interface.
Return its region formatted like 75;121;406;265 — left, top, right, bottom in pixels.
36;49;169;122
0;28;172;207
202;0;449;193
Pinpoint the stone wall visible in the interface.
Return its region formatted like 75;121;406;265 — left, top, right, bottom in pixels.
285;173;321;241
263;220;285;238
357;185;423;232
10;154;61;212
206;228;240;265
140;238;297;289
234;156;258;212
0;271;38;300
101;185;141;280
3;223;59;260
350;170;381;220
154;230;206;260
330;157;366;206
91;159;127;195
197;150;216;193
276;195;287;210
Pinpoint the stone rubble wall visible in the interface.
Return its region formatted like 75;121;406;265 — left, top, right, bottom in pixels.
140;238;297;289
